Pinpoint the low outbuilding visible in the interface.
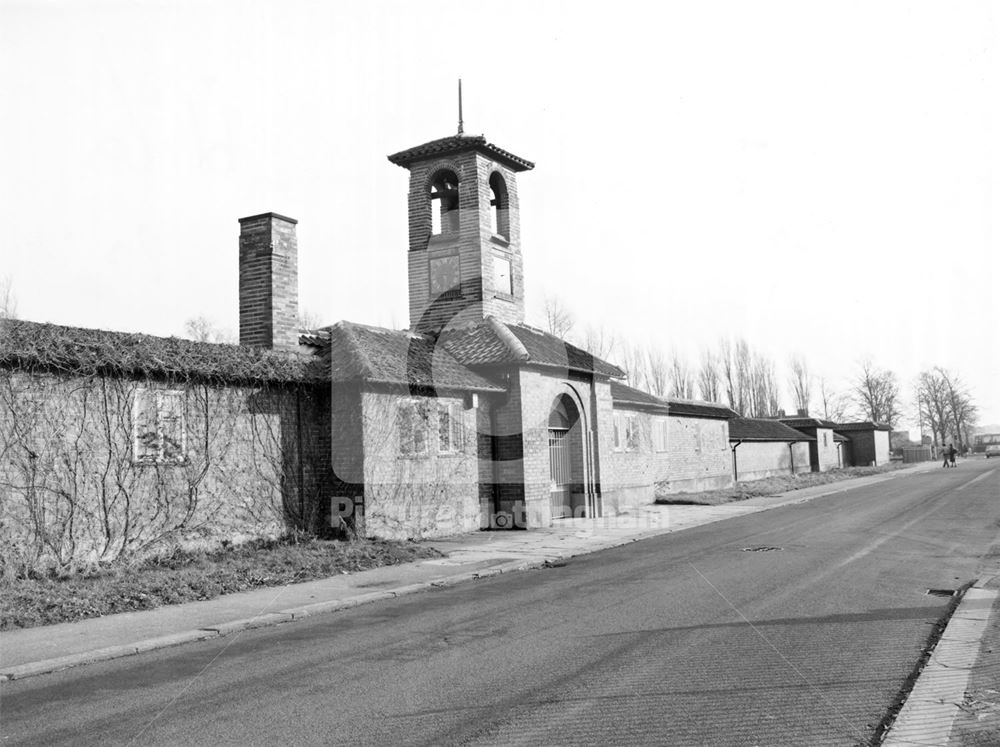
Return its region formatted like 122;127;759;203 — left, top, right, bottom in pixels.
834;421;892;466
728;418;813;481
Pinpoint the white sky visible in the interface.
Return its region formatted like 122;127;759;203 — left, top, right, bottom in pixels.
1;0;997;429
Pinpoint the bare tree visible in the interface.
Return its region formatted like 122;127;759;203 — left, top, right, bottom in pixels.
697;348;721;403
541;295;575;339
644;347;669;398
853;360;902;427
298;308;325;331
747;352;780;418
788;355;811;415
1;275;17;319
580;324;617;361
718;338;742;415
818;377;851;422
618;341;646;390
668;350;695;399
716;338;779;416
919;367;978;450
183;316;236;344
916;369;950;446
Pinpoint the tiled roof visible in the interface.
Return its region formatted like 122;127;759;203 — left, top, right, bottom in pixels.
610;382;738;420
730;418;816;442
441;318;625;379
327;321;504;393
834;421;892;432
780;416;838;429
0;319;326;385
387;134;535;172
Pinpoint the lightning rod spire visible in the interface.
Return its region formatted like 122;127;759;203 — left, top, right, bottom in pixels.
457;79;464;135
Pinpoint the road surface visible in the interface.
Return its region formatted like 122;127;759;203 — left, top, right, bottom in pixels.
2;461;998;746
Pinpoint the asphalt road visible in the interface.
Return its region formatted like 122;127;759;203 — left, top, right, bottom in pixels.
3;461;999;746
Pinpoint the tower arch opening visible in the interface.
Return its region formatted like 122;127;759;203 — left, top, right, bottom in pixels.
489;171;509;238
429;169;460;236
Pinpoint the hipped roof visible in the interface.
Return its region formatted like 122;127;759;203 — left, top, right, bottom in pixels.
440;317;625;379
326;321;504;392
387;134;535;172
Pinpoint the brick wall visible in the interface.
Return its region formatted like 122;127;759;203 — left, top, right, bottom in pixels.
238;213;299;351
0;370;331;570
606;406;734;506
514;369;602;526
403;152;525;333
358;389;482;539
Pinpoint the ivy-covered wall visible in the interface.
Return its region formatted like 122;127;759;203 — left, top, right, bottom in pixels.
0;369;331;575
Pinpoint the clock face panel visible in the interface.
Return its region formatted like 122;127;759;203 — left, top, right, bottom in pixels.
429;255;461;295
494;255;512;296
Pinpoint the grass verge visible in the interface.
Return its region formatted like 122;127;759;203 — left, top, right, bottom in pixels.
655;462;906;506
0;537;443;631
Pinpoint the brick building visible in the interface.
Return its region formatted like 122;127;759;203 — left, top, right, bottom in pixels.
0;123;744;561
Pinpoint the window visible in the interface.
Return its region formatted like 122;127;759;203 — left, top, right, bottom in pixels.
399;400;430;457
823;432;828;447
133;388;186;464
438;401;465;454
430;169;459;236
493;254;512;296
489;171;509;238
652;418;668;452
614;412;639;452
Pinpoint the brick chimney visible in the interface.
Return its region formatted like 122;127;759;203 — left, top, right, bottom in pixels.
238;212;299;350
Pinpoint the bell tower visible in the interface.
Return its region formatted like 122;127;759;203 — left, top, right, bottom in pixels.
388;125;534;335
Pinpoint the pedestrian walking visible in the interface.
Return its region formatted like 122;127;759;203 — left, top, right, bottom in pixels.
949;444;957;467
943;443;951;468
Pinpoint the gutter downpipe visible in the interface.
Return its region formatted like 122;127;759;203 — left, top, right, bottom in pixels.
731;440;743;482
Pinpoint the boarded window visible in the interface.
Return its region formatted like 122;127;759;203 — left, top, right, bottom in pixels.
438;401;465;454
626;415;639;452
399;400;430;457
614;413;638;452
652;418;668;452
132;388;186;464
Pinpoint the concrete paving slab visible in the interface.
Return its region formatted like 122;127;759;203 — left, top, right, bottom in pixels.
882;587;999;747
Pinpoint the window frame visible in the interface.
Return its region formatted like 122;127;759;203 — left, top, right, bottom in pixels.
132;387;187;466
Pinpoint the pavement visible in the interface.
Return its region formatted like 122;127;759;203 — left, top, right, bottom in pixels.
0;459;967;685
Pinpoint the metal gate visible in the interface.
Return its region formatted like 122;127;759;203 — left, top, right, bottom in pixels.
549;428;572;518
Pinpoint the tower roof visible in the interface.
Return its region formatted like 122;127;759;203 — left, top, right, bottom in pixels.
387;134;534;172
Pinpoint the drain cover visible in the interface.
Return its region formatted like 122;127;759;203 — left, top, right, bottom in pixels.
742;546;782;552
926;589;956;597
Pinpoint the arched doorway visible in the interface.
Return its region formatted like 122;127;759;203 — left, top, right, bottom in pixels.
548;394;585;519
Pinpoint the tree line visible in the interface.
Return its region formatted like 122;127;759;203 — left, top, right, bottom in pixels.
539;294;979;442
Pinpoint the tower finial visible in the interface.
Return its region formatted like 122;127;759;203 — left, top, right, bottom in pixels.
457;78;464;135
